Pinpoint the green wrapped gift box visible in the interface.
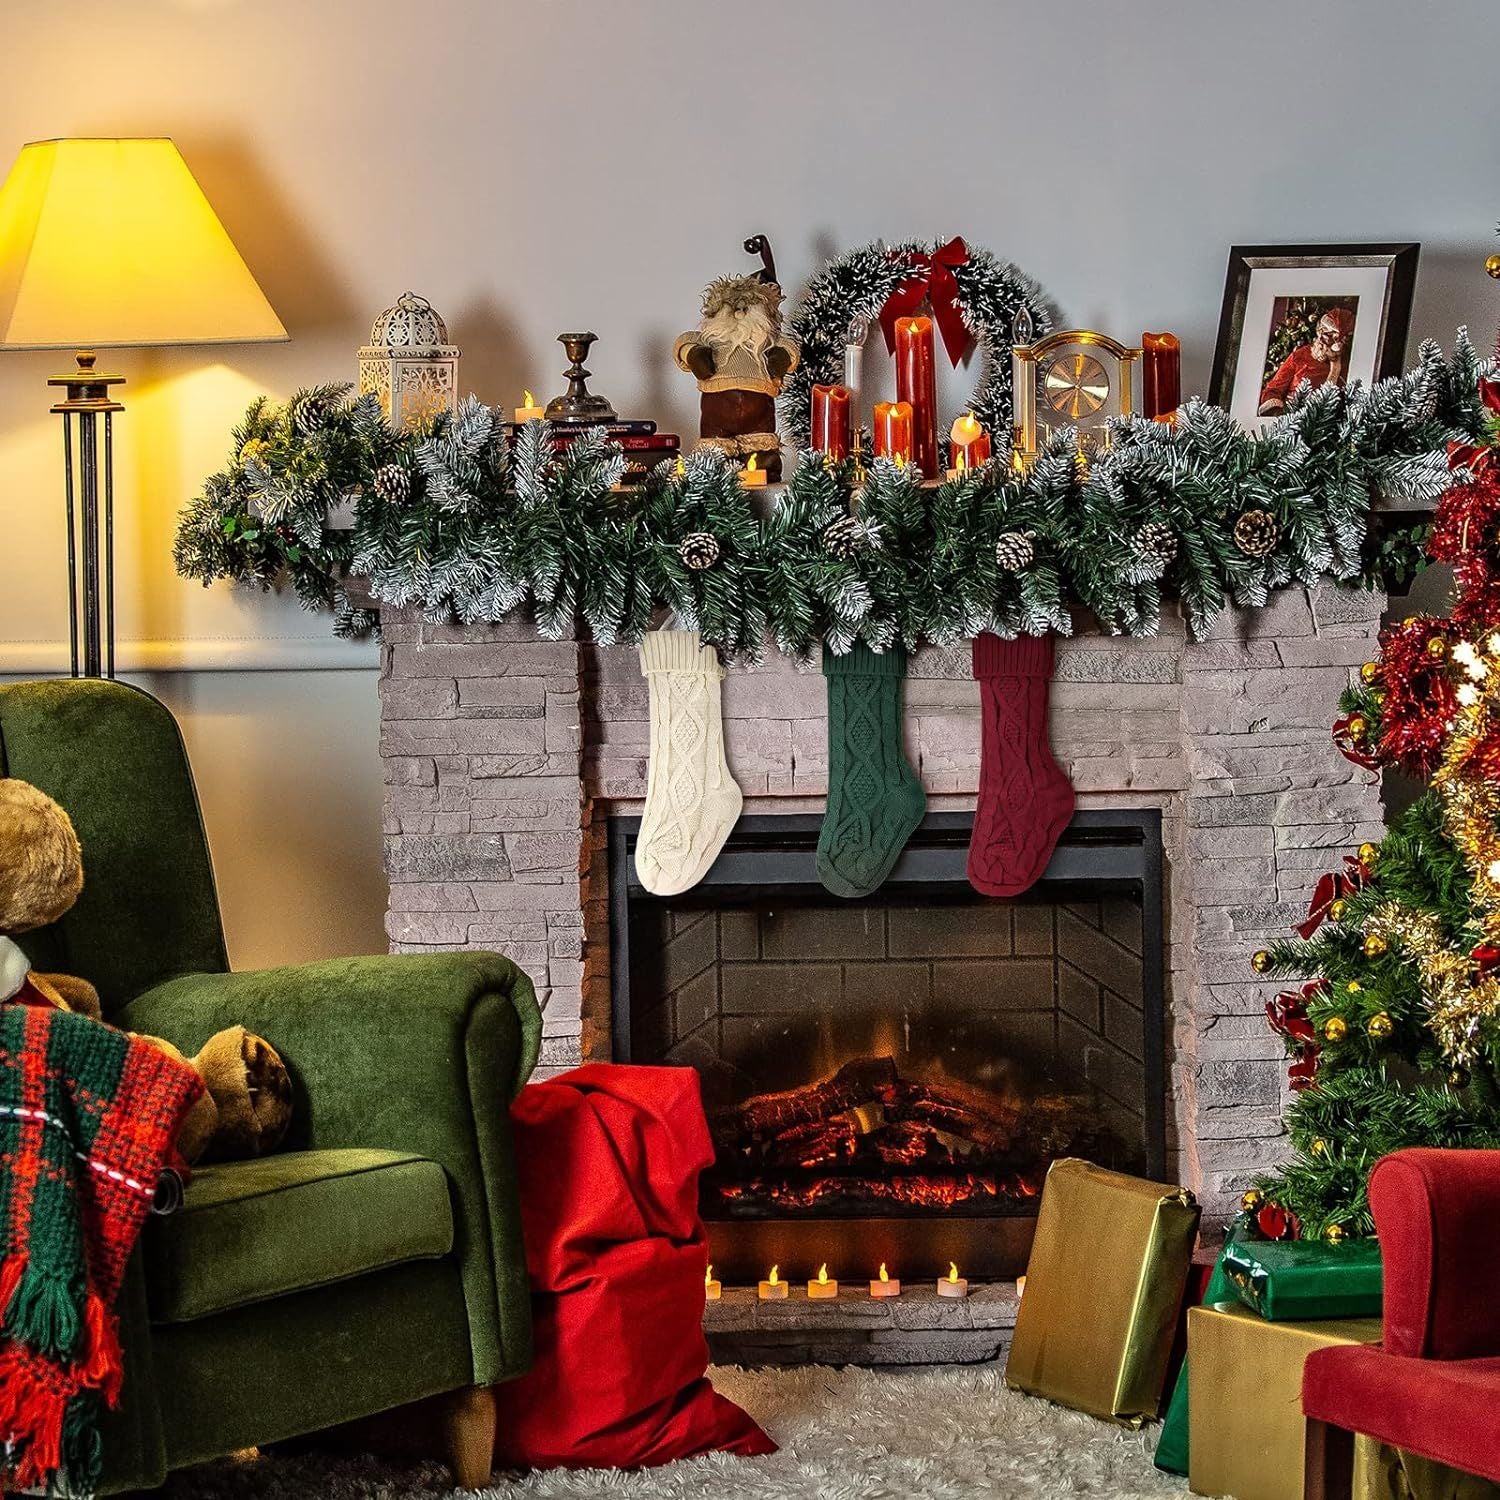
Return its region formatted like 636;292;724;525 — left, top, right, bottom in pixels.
1222;1235;1383;1321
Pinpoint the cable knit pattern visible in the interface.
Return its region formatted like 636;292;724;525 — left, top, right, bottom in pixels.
966;632;1074;897
815;644;926;898
635;630;744;896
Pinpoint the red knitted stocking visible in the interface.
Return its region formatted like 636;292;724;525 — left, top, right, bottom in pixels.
967;633;1075;898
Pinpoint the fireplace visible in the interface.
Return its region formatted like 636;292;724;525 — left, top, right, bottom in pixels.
608;810;1164;1280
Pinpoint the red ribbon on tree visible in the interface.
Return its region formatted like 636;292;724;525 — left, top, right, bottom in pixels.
1331;713;1382;771
1296;859;1369;940
1447;438;1498;482
878;237;974;368
1473;943;1500;976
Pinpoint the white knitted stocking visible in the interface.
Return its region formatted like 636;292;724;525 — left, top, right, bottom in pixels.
634;630;743;896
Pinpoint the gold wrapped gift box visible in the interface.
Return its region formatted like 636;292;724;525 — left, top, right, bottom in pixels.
1188;1302;1499;1500
1004;1158;1200;1425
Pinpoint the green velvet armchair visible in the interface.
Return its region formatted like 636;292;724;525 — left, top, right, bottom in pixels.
0;678;541;1492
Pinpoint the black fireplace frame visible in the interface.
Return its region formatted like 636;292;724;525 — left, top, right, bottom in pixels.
607;809;1166;1277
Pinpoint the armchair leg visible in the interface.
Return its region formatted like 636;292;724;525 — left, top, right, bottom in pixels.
441;1384;497;1490
1305;1417;1356;1500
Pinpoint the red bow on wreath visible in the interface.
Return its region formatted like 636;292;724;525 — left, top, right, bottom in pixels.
878;237;974;367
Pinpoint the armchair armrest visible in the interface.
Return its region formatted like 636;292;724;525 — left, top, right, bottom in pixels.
1369;1147;1500;1361
116;953;543;1384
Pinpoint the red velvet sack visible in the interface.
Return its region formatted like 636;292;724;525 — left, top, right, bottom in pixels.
494;1063;775;1470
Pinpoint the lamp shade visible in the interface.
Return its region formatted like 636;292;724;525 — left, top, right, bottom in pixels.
0;137;287;350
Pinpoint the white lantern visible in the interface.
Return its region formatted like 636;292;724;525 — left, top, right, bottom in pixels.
357;291;460;430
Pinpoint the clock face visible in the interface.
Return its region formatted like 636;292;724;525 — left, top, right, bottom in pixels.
1041;351;1110;422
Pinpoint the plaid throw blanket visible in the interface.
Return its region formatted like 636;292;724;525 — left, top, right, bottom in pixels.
0;999;202;1495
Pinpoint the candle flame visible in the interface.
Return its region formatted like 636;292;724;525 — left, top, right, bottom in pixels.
878;1263;889;1282
1011;449;1025;474
746;453;758;472
523;390;536;408
705;1265;713;1286
768;1265;779;1286
894;453;907;470
675;454;686;477
947;1263;960;1283
817;1263;829;1285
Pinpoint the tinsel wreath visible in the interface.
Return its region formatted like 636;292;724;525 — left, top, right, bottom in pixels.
176;333;1492;655
778;237;1054;453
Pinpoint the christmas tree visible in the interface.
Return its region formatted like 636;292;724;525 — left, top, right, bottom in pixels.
1250;370;1500;1241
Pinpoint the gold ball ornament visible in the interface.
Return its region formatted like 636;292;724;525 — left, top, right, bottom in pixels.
1346;714;1367;739
1426;636;1448;660
1346;980;1362;994
1251;950;1273;973
1310;1137;1328;1158
1488;252;1500;280
1367;1011;1395;1041
1359;661;1380;685
1358;842;1380;867
1362;934;1388;959
1323;1223;1348;1245
1240;1188;1265;1214
1449;1066;1471;1089
1329;899;1348;922
1324;1015;1349;1042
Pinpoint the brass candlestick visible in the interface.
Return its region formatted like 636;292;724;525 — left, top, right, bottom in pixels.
545;332;618;425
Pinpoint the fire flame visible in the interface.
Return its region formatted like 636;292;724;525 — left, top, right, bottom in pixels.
947;1262;961;1284
746;453;759;473
768;1265;779;1286
816;1263;829;1285
878;1263;889;1283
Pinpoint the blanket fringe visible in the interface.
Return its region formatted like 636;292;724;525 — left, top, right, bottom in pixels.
79;1294;122;1406
4;1263;82;1363
0;1347;67;1493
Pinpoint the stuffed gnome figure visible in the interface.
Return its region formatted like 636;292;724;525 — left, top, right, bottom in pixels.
0;777;292;1164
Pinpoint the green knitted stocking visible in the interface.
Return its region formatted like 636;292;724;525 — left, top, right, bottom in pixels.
816;644;927;898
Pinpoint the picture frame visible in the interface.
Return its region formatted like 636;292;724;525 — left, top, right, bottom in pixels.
1209;243;1419;431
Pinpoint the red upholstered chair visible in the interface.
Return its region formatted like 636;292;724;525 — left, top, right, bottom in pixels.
1302;1149;1500;1498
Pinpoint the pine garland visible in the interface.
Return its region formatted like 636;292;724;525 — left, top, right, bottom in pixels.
175;332;1493;656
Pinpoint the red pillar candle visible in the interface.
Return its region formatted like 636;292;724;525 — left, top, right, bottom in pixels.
894;315;939;477
1141;332;1181;421
811;383;853;461
949;411;992;472
872;401;914;464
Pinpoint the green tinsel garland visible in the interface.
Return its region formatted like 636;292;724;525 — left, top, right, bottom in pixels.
174;332;1492;655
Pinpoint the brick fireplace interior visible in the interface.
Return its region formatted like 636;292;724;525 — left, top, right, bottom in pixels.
379;581;1389;1249
610;811;1164;1279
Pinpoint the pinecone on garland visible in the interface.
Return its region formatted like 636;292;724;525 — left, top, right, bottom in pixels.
1135;520;1178;566
822;514;868;560
373;464;412;504
679;532;721;571
994;531;1035;573
1233;508;1281;558
292;393;331;437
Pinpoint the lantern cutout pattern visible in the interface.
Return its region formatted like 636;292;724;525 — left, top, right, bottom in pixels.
358;291;460;430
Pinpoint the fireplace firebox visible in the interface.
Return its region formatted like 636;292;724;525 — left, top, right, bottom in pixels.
609;810;1165;1281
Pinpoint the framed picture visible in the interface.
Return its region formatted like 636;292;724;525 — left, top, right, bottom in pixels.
1209;243;1419;430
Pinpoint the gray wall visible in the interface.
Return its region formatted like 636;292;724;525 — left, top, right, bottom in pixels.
1;0;1495;967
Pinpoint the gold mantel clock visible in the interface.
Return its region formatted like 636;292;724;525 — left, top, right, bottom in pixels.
1011;329;1141;468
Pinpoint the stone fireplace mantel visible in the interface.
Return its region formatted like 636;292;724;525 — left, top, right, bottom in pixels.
378;582;1386;1220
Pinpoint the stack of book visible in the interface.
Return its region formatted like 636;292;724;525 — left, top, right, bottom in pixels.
510;419;682;485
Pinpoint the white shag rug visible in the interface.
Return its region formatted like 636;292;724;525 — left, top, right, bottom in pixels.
165;1365;1187;1499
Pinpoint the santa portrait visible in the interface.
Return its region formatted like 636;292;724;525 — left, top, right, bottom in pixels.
1258;305;1356;415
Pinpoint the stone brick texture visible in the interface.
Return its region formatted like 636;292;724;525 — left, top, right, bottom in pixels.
379;581;1384;1218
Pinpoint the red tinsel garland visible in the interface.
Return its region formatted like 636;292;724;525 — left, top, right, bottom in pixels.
1368;617;1460;777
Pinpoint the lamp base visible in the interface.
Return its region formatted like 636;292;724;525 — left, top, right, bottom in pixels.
49;352;125;679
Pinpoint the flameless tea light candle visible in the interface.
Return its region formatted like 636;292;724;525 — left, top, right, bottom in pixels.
870;1263;900;1298
948;411;992;476
514;390;545;424
808;1263;838;1299
1016;1274;1026;1299
759;1265;788;1300
740;452;768;488
938;1262;969;1299
704;1264;721;1301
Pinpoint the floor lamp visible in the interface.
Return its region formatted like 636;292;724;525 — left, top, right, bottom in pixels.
0;138;287;677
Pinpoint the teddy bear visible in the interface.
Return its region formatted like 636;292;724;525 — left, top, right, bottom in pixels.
0;776;292;1165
